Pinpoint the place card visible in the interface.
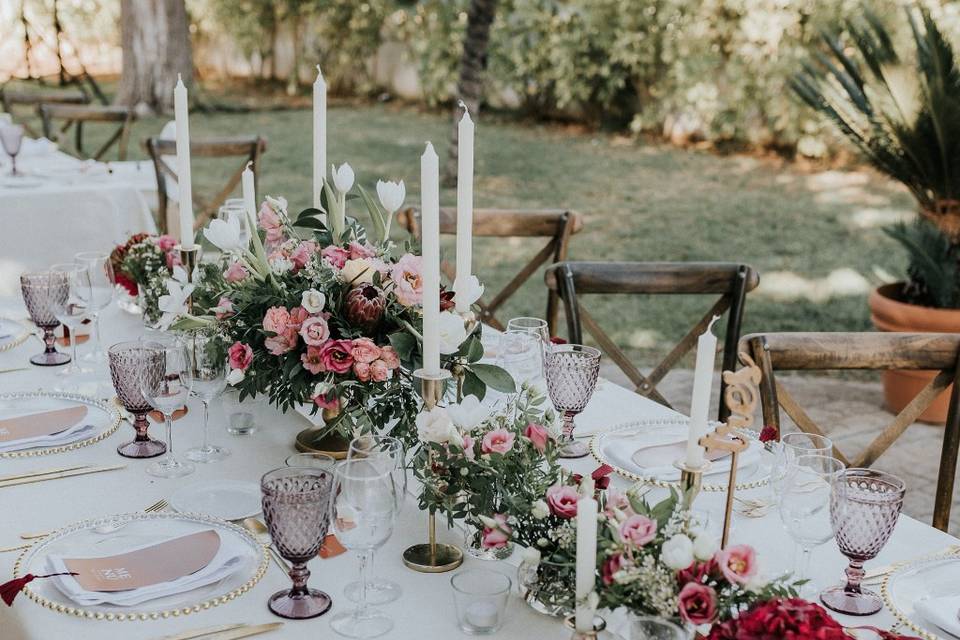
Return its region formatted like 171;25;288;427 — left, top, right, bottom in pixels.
631;440;730;470
319;534;346;559
63;529;220;592
0;406;88;443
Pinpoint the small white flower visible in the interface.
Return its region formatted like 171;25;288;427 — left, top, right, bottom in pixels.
312;381;332;398
416;406;461;445
536;537;549;547
202;215;243;252
521;547;541;565
478;515;499;529
437;311;468;354
531;500;550;520
339;258;374;285
460;467;469;476
661;534;694;570
269;256;294;275
226;368;245;385
693;533;718;562
376;179;405;213
453;274;484;310
446;394;492;431
301;289;326;313
331;162;355;193
265;195;288;214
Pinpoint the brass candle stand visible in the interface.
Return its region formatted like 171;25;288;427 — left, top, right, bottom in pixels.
176;244;201;312
563;615;606;640
673;458;712;514
403;368;464;573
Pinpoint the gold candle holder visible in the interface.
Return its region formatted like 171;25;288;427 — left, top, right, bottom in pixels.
673;457;712;513
176;244;201;312
563;615;606;640
403;368;463;573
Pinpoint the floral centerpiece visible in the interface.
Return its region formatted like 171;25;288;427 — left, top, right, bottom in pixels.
109;233;181;324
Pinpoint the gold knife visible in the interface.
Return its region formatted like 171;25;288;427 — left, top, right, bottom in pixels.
0;464;126;488
208;622;284;640
0;464;91;483
152;623;245;640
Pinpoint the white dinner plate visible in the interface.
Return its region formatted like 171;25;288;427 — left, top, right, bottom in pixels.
170;480;262;521
883;552;960;639
0;317;31;351
0;391;122;458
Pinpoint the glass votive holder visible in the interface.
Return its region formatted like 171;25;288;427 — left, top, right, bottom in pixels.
227;410;256;436
631;615;688;640
451;569;511;635
284;452;336;471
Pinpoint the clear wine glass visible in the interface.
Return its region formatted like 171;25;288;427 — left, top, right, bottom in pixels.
139;338;195;478
778;453;845;595
285;452;337;470
500;330;543;387
543;344;601;458
20;271;71;366
769;432;834;501
218;200;251;248
820;469;905;615
48;263;92;380
75;251;115;364
0;124;24;176
330;458;399;638
344;435;405;605
184;332;230;463
109;341;167;458
261;467;335;619
506;317;550;343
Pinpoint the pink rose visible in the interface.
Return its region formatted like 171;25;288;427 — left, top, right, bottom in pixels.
619;514;657;547
481;514;511;550
351;338;381;364
287;306;309;330
348;241;376;260
545;485;579;519
301;346;325;374
321;245;350;269
524;422;550;453
461;434;475;460
157;235;177;252
715;544;757;585
390;254;423;307
215;296;234;320
369;359;389;382
353;361;371;382
601;553;623;586
299;316;330;346
313;392;339;410
379;346;400;369
264;327;298;355
223;261;248;283
228;342;253;371
604;489;634;517
262;306;291;334
481;429;515;454
289;240;317;271
319;339;354;374
678;582;717;626
258;202;284;245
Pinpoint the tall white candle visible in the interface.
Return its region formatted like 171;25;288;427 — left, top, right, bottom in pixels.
173;74;195;249
421;142;441;375
454;102;474;312
241;161;256;221
313;66;327;210
686;315;720;467
575;494;598;632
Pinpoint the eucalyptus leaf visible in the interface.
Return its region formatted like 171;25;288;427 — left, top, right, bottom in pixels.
470;363;517;393
462;370;486;401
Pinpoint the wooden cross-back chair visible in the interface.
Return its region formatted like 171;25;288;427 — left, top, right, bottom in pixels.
145;136;267;233
397;208;583;333
0;87;89;137
39;104;136;160
546;261;759;421
741;332;960;531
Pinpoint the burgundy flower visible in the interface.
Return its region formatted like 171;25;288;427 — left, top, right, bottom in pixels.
439;289;456;312
345;285;386;333
591;464;614;490
601;553;622;586
759;425;778;443
677;582;717;626
705;598;848;640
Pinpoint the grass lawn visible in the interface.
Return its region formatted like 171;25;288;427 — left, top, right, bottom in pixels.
13;92;916;363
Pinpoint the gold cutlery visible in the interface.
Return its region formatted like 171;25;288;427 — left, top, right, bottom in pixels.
0;367;28;374
152;624;245;640
862;544;960;583
20;498;168;540
208;622;284;640
0;464;92;483
0;542;30;553
0;464;126;488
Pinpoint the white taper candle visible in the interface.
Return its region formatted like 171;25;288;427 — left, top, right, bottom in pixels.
421;142;441;375
173;74;194;249
575;493;598;632
686;315;720;467
313;66;327;211
454;102;474;312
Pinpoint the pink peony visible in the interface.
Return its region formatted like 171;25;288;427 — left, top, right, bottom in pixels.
262;306;291;334
619;514;657;547
545;485;579;519
215;296;234;320
481;429;515;454
223;261;249;283
157;235;177;252
287;306;309;330
301;346;325;374
351;338;381;364
348;241;376;260
353;361;371;382
369;359;389;382
321;245;350;269
319;339;354;374
678;582;717;626
289;240;317;271
715;544;757;585
264;327;298;355
481;514;511;550
461;434;476;460
258;202;284;245
228;341;253;371
390;254;423;307
524;422;550;453
379;346;400;369
299;316;330;347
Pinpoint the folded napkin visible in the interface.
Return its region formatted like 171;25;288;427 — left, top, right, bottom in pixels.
602;430;762;482
46;529;255;606
0;405;95;453
915;595;960;638
19;137;58;157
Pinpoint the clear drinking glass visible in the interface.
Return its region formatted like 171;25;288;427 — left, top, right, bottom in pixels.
778;453;845;594
330;459;399;638
630;616;688;640
0;124;24;176
769;432;834;500
820;469;905;616
343;435;405;605
285;452;337;470
108;341;167;458
261;467;335;619
218;200;250;247
48;263;93;379
74;251;115;364
505;317;549;342
20;271;71;366
139;338;195;478
499;330;543;387
451;569;512;635
184;332;230;463
543;344;601;458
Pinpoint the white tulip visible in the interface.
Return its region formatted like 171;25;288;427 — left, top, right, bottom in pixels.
453;274;485;310
661;534;695;570
446;394;492;431
339;258;375;285
376;179;405;213
156;268;194;330
416;406;460;445
531;500;550;520
437;311;468;354
692;533;718;562
301;289;326;313
226;368;245;385
202;215;243;252
331;162;355;193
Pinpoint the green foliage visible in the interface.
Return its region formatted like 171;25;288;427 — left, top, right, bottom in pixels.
884;220;960;308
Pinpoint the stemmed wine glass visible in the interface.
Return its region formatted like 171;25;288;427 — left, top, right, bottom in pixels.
0;124;24;176
261;467;335;619
778;453;846;595
75;251;115;364
108;341;167;458
218;200;251;247
820;469;905;615
139;338;195;478
543;344;601;458
344;435;405;605
330;458;399;638
20;271;71;366
504;316;550;382
48;263;92;380
184;331;230;463
769;432;834;500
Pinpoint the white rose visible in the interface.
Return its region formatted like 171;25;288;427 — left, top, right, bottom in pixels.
521;547;541;566
453;274;484;310
269;256;293;275
693;533;718;562
531;500;550;520
376;179;405;213
437;311;468;354
340;258;374;285
331;162;355;193
745;573;767;593
416;406;461;445
301;289;326;313
446;394;492;431
202;215;243;252
226;368;245;386
661;534;694;570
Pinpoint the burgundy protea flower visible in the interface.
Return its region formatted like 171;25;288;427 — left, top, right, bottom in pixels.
345;285;386;333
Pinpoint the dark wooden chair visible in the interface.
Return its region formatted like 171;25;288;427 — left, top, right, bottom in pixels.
39;103;136;160
740;332;960;531
144;135;267;233
0;86;89;137
397;208;583;333
546;261;759;421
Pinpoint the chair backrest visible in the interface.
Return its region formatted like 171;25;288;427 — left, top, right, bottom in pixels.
39;103;136;161
396;207;583;333
0;87;88;136
740;331;960;531
144;135;267;234
545;261;759;421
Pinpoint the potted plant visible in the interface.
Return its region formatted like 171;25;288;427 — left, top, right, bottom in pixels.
792;7;960;422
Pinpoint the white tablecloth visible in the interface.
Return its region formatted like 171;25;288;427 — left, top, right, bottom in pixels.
0;300;955;640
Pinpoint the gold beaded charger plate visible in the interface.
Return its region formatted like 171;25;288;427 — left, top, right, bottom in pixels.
0;317;31;352
0;391;122;458
590;417;771;491
881;549;960;640
14;512;269;621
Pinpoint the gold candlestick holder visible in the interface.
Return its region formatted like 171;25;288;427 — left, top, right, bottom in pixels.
563;615;606;640
403;368;463;573
176;244;201;312
673;457;712;514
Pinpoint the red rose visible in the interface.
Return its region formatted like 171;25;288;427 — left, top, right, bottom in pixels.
759;425;778;443
706;598;848;640
677;582;717;626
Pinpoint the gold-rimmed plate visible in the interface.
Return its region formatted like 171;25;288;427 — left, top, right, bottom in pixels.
0;317;31;353
882;550;960;639
0;391;122;458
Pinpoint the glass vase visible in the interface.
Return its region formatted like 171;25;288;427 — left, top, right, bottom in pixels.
463;521;514;561
517;555;576;617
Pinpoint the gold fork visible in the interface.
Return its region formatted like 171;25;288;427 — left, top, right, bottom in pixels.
19;498;168;540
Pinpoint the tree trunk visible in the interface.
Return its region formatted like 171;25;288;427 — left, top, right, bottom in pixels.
443;0;498;185
116;0;192;113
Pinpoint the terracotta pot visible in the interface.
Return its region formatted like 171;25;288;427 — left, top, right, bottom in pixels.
868;283;960;424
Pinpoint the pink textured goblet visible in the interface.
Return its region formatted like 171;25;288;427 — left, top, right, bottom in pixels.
543;344;601;458
20;271;71;366
108;341;167;458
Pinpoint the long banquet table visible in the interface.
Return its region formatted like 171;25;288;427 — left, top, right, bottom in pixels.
0;298;956;640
